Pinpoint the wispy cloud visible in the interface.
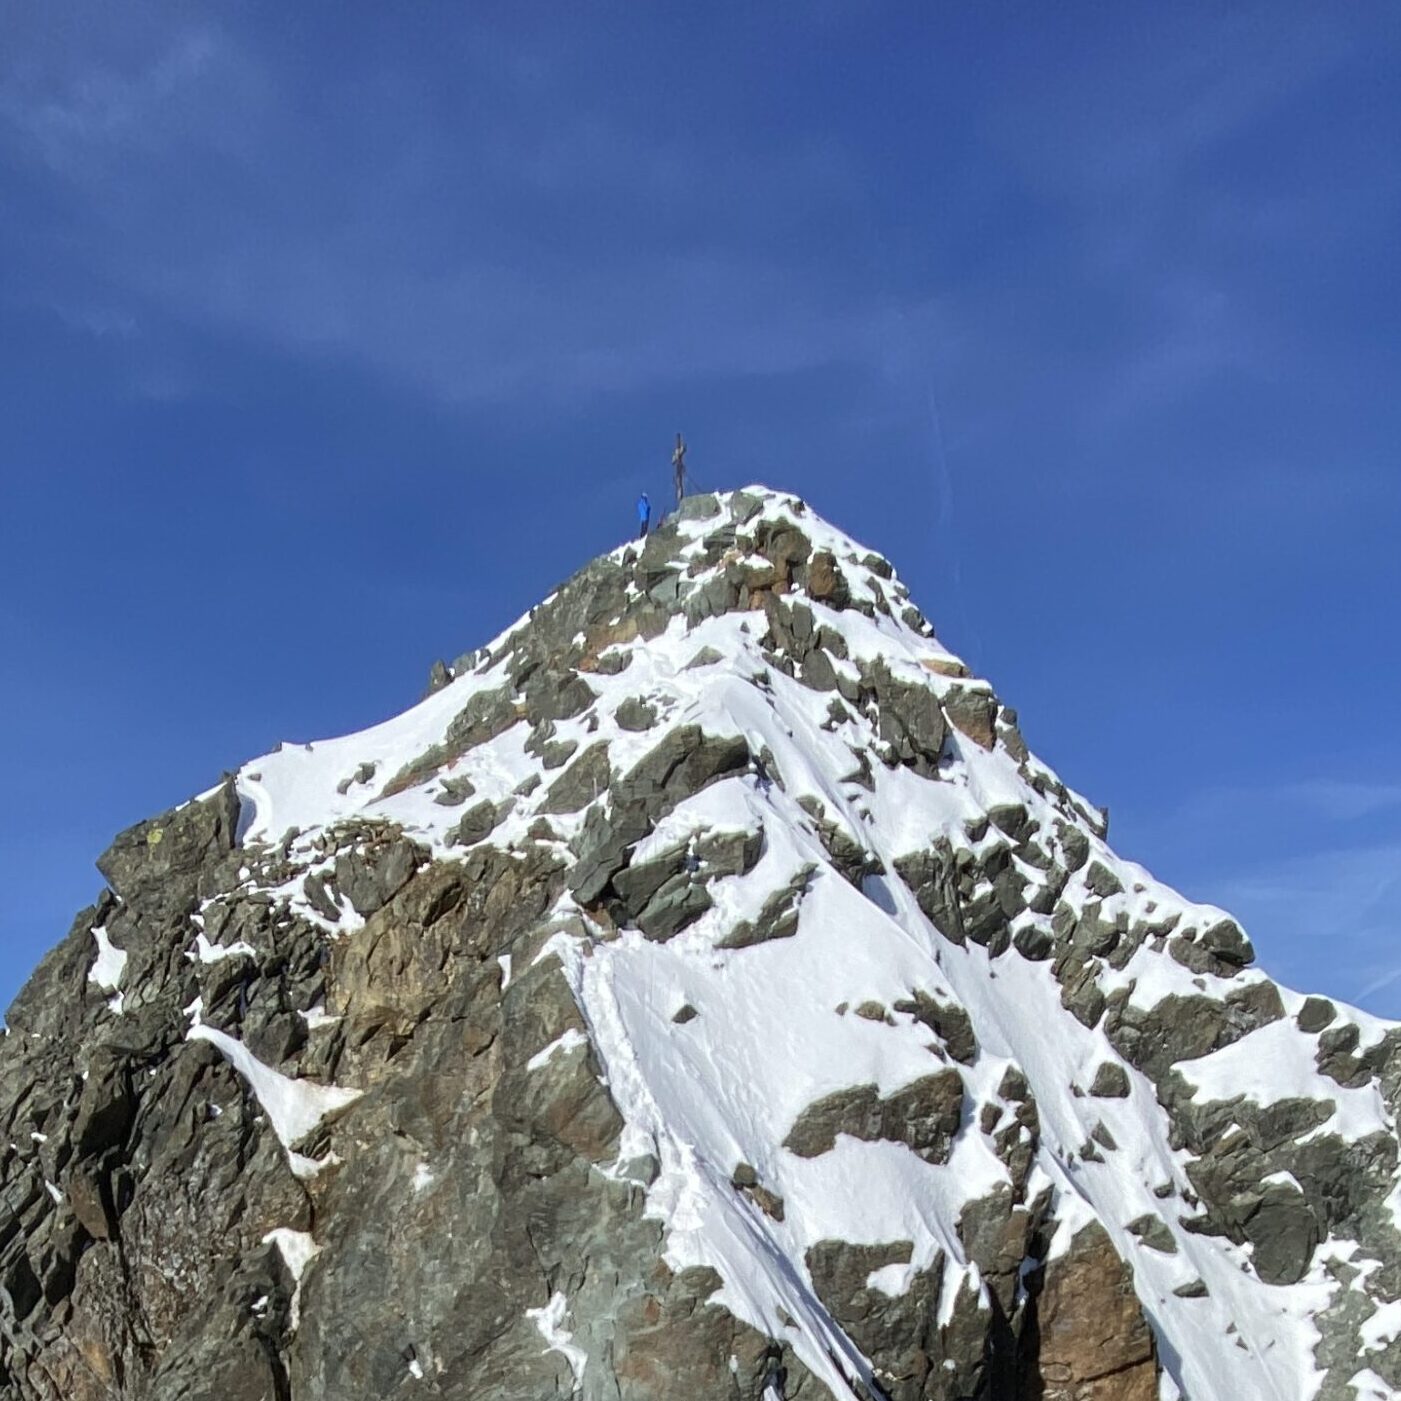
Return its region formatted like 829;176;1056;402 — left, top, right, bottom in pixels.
1212;839;1401;1011
0;11;879;407
1;30;220;169
1176;778;1401;828
1148;771;1401;1015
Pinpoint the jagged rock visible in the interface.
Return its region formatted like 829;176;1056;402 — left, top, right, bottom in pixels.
893;842;966;944
443;682;520;754
798;796;879;887
433;773;477;806
523;670;597;726
1199;916;1255;968
868;661;947;773
567;800;653;907
677;492;721;521
612;842;691;915
1057;821;1091;872
729;490;763;524
538;741;612;814
424;658;452;696
96;780;241;913
804;1240;943;1399
301;870;341;922
535;736;579;770
716;866;813;950
1126;1213;1178;1253
940;682;998;750
892;988;977;1064
694;826;764;879
1058;958;1108;1029
636;873;713;942
615;726;751;811
685;645;725;670
805;550;849;607
959;1184;1038;1316
1084;860;1124;898
333;833;424;915
985;805;1032;846
783;1069;963;1165
1014;923;1054;961
1106;981;1285;1084
730;1166;785;1221
751;518;811;586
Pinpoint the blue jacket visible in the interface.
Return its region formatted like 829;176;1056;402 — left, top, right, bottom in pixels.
637;494;651;523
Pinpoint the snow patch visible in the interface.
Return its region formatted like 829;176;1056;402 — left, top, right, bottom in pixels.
527;1027;588;1072
187;932;257;964
187;1023;361;1176
525;1291;587;1390
87;925;127;1013
263;1228;320;1329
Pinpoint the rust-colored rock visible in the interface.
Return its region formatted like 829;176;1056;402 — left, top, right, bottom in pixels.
806;549;849;606
1030;1222;1157;1400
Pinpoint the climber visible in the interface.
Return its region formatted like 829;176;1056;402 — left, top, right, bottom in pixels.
672;432;687;507
636;492;651;538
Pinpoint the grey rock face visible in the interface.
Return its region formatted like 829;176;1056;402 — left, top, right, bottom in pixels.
538;741;613;814
868;662;947;775
96;778;242;914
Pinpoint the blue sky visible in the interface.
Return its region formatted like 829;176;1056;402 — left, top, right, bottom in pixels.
3;3;1400;1015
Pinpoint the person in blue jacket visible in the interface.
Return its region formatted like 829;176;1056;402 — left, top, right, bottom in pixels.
636;492;651;538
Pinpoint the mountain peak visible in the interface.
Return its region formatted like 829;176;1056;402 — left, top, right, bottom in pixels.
2;485;1398;1401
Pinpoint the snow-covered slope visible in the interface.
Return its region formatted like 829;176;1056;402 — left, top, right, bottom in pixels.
4;486;1399;1401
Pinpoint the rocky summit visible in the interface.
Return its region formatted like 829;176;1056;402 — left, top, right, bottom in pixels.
3;485;1400;1401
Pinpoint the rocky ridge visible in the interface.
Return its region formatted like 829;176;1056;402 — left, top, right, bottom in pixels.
1;485;1399;1401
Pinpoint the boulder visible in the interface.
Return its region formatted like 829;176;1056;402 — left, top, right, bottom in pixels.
449;799;510;848
1297;996;1337;1034
615;698;658;732
805;550;850;607
1089;1062;1131;1099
